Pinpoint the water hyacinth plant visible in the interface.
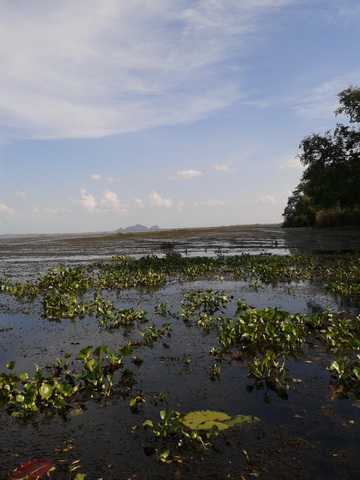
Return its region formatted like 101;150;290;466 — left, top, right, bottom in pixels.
0;344;132;418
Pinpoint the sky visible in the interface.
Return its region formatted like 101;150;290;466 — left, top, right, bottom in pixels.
1;0;359;234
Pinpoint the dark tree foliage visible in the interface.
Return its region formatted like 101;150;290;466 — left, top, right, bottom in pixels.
335;85;360;123
282;85;360;227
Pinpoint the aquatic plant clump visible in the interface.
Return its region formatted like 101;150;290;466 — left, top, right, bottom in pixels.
0;344;132;418
1;253;360;321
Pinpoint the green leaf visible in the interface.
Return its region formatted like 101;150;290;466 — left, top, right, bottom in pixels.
120;345;133;356
182;410;260;431
70;408;84;416
6;360;16;370
160;407;173;421
182;410;231;430
143;419;154;428
329;361;340;374
19;372;29;382
85;358;95;372
350;338;360;350
224;414;260;427
39;383;53;400
77;346;93;360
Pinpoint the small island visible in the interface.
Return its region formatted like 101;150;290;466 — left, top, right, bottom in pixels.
116;224;160;233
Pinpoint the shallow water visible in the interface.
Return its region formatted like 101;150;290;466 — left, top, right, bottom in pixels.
1;226;360;479
1;225;359;282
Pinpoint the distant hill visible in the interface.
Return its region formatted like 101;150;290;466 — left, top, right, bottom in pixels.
116;224;160;233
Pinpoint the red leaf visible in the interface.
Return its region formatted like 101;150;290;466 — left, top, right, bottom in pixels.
10;459;55;480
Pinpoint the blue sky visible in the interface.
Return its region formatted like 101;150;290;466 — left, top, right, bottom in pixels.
1;0;359;234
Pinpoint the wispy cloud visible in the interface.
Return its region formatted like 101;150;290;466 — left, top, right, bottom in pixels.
0;202;14;215
44;207;71;215
90;174;122;183
175;201;184;212
134;198;144;209
0;1;290;140
212;164;234;172
90;174;101;181
15;190;26;198
105;176;122;183
194;199;225;207
278;157;303;171
169;169;203;180
149;191;172;208
293;74;360;120
336;5;360;18
253;195;277;205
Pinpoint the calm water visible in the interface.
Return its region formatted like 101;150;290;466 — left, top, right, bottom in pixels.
1;226;360;479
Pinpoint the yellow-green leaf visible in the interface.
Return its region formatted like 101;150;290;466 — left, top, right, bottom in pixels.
39;383;53;400
74;474;87;480
181;410;259;431
182;410;231;430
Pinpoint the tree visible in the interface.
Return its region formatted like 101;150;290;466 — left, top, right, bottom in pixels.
335;85;360;123
282;85;360;227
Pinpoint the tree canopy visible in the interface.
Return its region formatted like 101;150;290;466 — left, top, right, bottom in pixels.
282;85;360;227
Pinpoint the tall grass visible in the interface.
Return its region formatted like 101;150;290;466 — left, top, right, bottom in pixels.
315;206;360;227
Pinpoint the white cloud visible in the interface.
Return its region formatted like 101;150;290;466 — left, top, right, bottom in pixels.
169;169;203;180
254;195;277;205
79;188;97;213
78;188;127;213
15;190;26;198
0;202;14;215
134;198;144;208
98;190;127;213
149;191;172;208
0;1;290;140
90;174;101;180
212;164;233;172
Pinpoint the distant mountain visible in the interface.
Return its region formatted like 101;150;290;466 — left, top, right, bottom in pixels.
116;224;160;232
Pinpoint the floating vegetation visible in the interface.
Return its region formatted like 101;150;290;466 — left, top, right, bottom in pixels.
1;252;360;312
0;344;132;418
181;410;260;431
142;408;260;463
9;458;55;480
